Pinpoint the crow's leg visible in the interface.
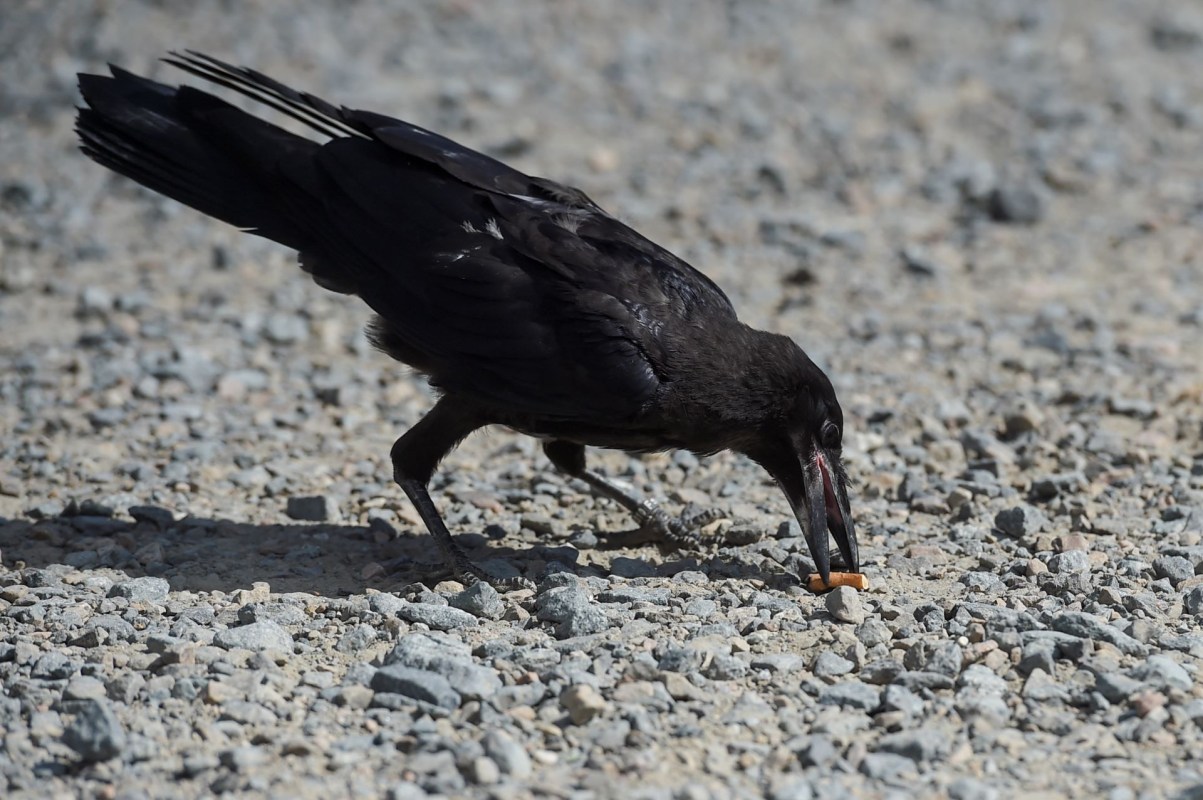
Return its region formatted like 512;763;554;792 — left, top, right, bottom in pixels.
391;398;532;590
542;440;722;550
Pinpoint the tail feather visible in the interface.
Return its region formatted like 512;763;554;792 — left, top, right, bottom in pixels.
75;65;318;253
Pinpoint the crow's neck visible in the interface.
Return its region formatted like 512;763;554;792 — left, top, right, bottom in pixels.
664;324;803;449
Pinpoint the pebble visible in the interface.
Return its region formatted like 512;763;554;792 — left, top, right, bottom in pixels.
876;728;950;763
818;682;881;711
483;729;532;779
62;699;126;762
128;505;176;528
1048;550;1090;574
285;495;341;522
1152;556;1194;586
448;582;504;619
1131;655;1192;692
536;583;609;638
994;505;1049;538
63;675;107;701
987;185;1044;224
213;621;295;653
108;576;171;603
1185;586;1203;616
560;684;608;725
386;634;501;700
396;603;478;631
1051;612;1147;656
812;650;855;678
370;664;462;709
825;586;866;624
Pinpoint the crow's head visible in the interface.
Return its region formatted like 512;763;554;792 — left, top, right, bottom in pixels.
747;343;858;583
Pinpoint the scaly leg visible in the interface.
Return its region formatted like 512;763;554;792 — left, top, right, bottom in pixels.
542;440;722;550
391;397;532;590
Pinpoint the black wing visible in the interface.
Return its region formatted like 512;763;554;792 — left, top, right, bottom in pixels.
79;52;738;423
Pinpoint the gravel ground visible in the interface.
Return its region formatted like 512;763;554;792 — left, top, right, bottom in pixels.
3;1;1203;798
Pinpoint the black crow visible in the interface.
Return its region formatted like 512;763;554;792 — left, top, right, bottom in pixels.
75;52;859;588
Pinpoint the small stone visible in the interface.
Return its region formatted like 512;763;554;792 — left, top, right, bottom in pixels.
596;586;672;605
108;576;170;603
825;586;866;624
370;664;462;709
387;781;429;800
1152;556;1194;586
1185;586;1203;616
1022;669;1068;702
483;729;532;779
881;684;925;716
860;752;918;780
949;778;1001;800
568;529;598;550
368;592;410;617
128;505;175;529
220;700;277;726
994;505;1048;537
768;778;816;800
876;728;950;763
32;651;76;680
1096;672;1144;704
792;735;837;768
961;572;1005;593
448;582;504;620
464;756;501;785
1018;641;1056;676
333;685;374;709
1151;15;1203;52
263;313;308;344
1132;690;1166;718
560;684;608;725
285;495;340;522
213;620;294;653
1051;612;1147;656
812;651;854;678
397;602;478;631
745;652;806;674
855;619;891;648
220;745;270;772
63;676;107;701
336;624;378;653
818;682;881;711
385;633;501;700
1048;550;1090;574
705;654;749;680
1055;533;1089;553
1131;655;1192;692
62;699;126;762
537;584;609;638
987;185;1044;224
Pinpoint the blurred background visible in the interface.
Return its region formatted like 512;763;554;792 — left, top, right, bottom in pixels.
2;0;1201;526
1;2;1202;797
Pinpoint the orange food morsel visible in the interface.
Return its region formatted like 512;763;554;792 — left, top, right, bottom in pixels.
807;572;869;593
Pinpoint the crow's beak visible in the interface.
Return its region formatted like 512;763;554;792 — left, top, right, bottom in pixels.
764;442;858;584
807;445;858;581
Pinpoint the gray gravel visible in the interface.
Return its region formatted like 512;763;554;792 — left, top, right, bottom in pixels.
3;0;1203;798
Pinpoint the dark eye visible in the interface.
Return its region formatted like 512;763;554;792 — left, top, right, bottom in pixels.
821;421;841;449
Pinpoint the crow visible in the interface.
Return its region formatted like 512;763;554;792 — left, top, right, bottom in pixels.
75;52;859;588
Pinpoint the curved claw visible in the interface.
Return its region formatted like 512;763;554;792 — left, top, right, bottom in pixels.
634;499;723;551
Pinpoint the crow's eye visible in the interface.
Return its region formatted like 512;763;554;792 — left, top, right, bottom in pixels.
821;421;841;450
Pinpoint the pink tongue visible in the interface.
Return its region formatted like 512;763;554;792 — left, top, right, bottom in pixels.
818;455;843;530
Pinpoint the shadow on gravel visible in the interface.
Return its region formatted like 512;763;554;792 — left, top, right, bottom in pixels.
0;516;797;595
0;516;529;596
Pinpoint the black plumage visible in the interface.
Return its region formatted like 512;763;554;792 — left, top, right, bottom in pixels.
76;53;859;587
